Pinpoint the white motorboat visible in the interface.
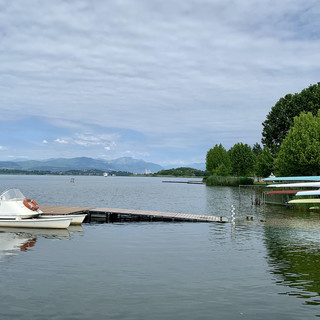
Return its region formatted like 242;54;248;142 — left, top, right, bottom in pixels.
0;188;41;219
0;188;71;229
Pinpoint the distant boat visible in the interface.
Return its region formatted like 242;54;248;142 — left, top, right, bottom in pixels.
103;172;109;177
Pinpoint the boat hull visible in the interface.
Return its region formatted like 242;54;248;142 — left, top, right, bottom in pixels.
0;218;72;229
267;182;320;188
296;190;320;196
288;199;320;204
264;176;320;182
39;214;87;225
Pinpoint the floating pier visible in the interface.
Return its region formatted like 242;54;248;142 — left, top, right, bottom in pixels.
40;206;228;223
162;181;204;184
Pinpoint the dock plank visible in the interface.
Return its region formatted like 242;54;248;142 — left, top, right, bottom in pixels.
40;206;92;215
90;207;228;223
39;206;228;223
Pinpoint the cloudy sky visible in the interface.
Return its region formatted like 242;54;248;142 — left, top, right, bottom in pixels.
0;0;319;166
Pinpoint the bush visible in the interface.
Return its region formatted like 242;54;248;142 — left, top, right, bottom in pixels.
206;176;254;186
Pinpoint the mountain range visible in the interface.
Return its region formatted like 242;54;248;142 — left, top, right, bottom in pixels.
0;157;206;174
0;157;163;174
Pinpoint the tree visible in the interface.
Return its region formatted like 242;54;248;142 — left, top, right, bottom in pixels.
156;167;207;177
262;83;320;154
252;142;262;156
255;146;274;177
229;143;255;176
275;111;320;176
206;144;231;176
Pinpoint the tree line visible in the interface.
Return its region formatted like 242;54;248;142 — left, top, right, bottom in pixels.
156;167;208;177
206;83;320;178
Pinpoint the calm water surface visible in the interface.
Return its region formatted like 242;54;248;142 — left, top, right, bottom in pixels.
1;175;320;319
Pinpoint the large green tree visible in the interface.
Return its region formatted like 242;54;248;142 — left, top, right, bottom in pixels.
229;143;255;176
262;83;320;154
275;111;320;176
206;144;231;176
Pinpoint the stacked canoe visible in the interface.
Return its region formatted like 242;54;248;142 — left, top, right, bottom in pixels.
263;176;320;209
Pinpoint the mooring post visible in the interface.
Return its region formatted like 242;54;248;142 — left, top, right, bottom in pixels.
231;205;236;225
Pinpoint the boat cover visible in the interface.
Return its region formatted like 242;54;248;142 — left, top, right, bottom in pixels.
0;188;25;201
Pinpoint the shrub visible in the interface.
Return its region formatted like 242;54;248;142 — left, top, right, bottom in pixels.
206;176;254;186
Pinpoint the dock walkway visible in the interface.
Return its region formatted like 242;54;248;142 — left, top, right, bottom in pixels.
40;206;92;215
40;206;228;223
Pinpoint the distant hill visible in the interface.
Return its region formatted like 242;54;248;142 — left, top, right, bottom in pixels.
0;157;163;174
105;157;163;174
0;161;21;170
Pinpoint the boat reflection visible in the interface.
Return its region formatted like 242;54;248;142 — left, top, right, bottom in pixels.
67;225;84;234
264;211;320;305
0;231;37;255
0;228;71;259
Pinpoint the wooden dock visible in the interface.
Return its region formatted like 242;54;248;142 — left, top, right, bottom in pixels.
39;206;228;223
40;206;92;215
162;181;204;184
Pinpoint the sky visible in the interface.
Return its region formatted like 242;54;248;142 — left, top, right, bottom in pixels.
0;0;320;166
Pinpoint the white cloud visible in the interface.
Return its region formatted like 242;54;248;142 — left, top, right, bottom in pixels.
122;150;150;158
73;133;118;147
55;138;68;144
52;133;119;151
42;140;48;144
104;142;116;151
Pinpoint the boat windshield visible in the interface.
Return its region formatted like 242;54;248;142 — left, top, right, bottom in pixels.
0;188;26;200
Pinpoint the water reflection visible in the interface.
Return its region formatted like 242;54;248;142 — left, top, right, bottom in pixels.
0;228;71;259
264;211;320;306
0;231;37;256
67;225;84;235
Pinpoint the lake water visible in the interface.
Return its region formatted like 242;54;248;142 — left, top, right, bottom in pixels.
1;175;320;319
